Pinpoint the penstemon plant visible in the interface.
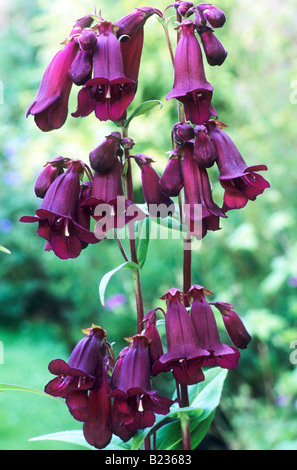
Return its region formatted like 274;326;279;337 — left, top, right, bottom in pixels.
13;1;269;452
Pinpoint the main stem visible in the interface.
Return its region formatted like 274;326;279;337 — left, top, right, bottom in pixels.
122;126;144;334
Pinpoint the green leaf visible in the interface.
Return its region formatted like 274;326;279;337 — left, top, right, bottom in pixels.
124;100;163;129
99;261;139;307
135;217;151;269
0;383;62;402
29;431;132;450
0;246;11;254
151;216;188;234
29;431;94;449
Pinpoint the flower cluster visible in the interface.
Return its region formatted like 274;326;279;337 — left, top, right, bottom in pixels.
26;8;160;131
20;135;146;259
44;288;251;448
151;285;251;385
45;325;174;448
158;3;270;238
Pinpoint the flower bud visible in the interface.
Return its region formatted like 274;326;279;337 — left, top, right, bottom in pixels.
193;125;217;168
211;302;252;350
159;152;184;197
174;2;194;17
173;122;195;145
68;50;93;86
199;4;226;28
89;132;121;173
34;157;67;198
199;28;228;66
115;7;156;39
78;29;98;51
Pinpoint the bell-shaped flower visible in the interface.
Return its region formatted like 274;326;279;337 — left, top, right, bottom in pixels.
188;285;240;369
72;21;136;122
110;335;174;439
211;302;252;349
44;325;107;403
207;122;270;212
152;289;210;385
20;160;99;259
182;143;226;239
26;24;83;132
166;19;216;125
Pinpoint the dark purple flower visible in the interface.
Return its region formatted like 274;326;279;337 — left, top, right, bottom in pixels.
152;289;209;385
134;155;175;217
81;365;112;449
188;285;240;370
111;335;174;439
211;302;252;349
182;143;226;239
166;19;216;125
20;160;99;259
207;121;270;212
72;21;136;122
26;25;82;131
44;325;107;402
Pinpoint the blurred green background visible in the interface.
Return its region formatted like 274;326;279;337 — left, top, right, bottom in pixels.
1;0;297;450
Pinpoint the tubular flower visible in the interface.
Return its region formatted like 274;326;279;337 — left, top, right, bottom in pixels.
207;121;270;212
152;289;210;385
20;160;99;259
111;335;174;440
81;364;112;449
166;19;216;125
188;285;240;370
26;21;90;132
182;143;226;239
72;21;136;122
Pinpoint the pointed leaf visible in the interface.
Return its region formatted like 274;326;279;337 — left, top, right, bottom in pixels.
0;383;62;402
29;430;131;450
0;246;11;254
99;261;139;307
135;217;151;268
125;100;163;128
